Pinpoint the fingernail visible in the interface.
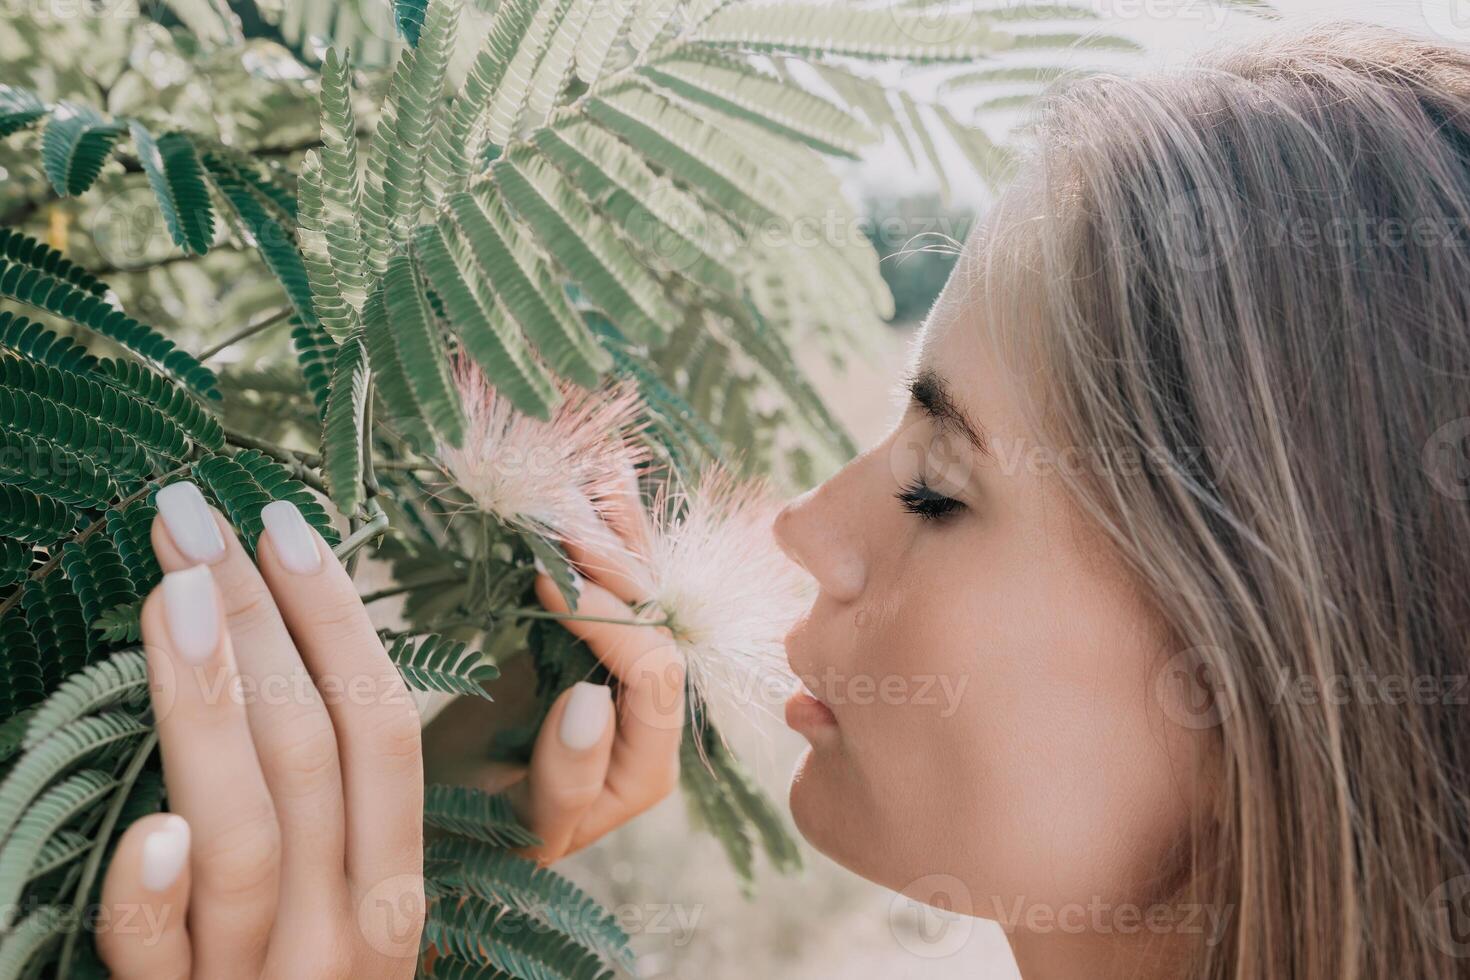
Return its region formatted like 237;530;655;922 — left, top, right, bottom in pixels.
533;555;549;576
261;500;322;574
156;481;225;564
162;566;219;665
141;815;191;892
559;682;611;751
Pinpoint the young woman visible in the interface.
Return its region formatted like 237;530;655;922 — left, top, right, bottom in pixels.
92;20;1470;980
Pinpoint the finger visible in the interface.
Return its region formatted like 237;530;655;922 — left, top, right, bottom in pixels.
253;500;423;893
558;462;657;606
142;567;278;980
152;481;348;910
97;813;193;980
533;573;684;840
512;681;615;862
597;462;655;556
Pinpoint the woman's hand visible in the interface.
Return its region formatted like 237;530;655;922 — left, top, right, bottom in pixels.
509;469;687;863
97;472;684;976
99;481;426;979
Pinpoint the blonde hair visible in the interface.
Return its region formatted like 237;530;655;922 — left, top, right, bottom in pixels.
982;21;1470;980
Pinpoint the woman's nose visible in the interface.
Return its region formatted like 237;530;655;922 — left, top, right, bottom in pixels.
773;483;867;603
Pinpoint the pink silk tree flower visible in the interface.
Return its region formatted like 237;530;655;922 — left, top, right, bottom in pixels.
438;360;648;543
637;468;814;715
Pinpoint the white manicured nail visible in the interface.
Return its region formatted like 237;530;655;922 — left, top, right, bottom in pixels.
559;682;611;751
141;815;191;892
261;500;322;574
156;481;225;564
533;555;549;576
162;566;219;665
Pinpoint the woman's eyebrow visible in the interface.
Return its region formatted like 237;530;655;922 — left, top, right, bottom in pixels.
907;369;992;456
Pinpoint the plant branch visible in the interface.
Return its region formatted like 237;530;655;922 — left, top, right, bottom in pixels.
360;574;466;605
55;730;160;978
200;306;294;360
500;607;672;628
333;503;389;562
0;464;193;619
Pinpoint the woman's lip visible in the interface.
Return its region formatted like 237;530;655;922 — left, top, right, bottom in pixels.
784;684;838;733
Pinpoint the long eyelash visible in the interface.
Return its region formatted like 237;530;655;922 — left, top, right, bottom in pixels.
895;478;965;522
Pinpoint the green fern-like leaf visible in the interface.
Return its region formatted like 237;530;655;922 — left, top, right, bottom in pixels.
423;784;540;848
22;574;93;688
22;649;148;750
0;227;108;297
0;357;193;462
0;539;31;590
0;905;67;979
298;151;360;341
412;221;559;419
0;487;74;546
203;151;317;325
59;535;136;640
428;0;538;196
641;52;874;157
426;839;633;969
0;711;147;845
0;312;96;374
41;103;124;197
0;240;219;401
95;358;225;453
106;502;160;593
0;85;46;140
0;608;45;720
689;3;1011;61
291;315;338;418
493;147;678;345
92;600;142;645
0;430;117;509
129;124;215;255
360;282;433;450
387;633;498;699
583;85;788;225
445;187;608;387
383;249;465;445
424;897;613;980
317;48;369;313
532;122;741;297
0;769;116;929
321;333;371;513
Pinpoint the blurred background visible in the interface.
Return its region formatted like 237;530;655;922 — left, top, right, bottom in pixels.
549;1;1469;977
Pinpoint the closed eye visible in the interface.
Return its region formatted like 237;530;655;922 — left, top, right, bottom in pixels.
895;478;965;522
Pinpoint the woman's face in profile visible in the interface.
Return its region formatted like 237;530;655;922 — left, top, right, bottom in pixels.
774;220;1208;932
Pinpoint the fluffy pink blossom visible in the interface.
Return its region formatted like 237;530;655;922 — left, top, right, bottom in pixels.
438;361;647;542
638;468;813;714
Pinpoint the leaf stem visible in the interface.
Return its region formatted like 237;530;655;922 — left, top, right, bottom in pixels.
199;305;293;360
55;730;160;978
333;503;389;562
360;574;465;605
501;607;672;628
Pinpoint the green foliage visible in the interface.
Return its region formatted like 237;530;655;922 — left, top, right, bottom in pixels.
425;785;541;848
387;632;500;699
0;0;1176;973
